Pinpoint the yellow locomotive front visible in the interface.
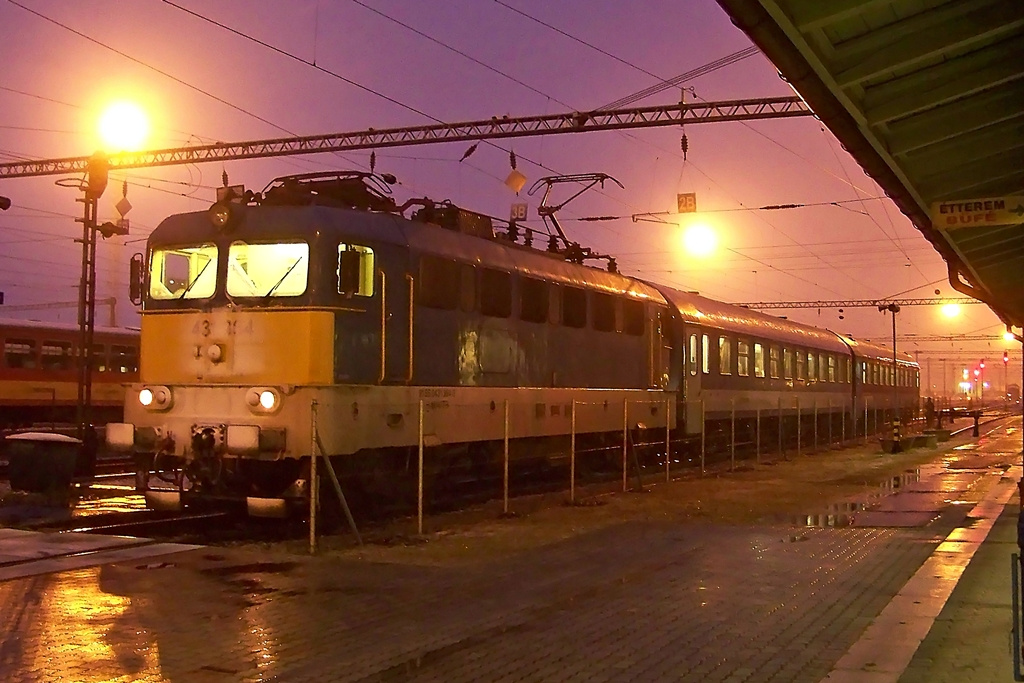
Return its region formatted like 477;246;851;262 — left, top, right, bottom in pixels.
107;190;366;516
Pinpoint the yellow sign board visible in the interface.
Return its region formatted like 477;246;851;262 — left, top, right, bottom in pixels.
930;195;1024;229
677;192;697;213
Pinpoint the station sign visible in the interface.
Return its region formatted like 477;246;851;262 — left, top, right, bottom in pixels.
930;195;1024;229
510;203;528;221
677;192;697;213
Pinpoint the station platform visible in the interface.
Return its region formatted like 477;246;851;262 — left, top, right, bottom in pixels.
1;421;1022;682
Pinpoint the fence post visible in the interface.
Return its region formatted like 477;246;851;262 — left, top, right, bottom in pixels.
417;399;424;536
664;396;671;483
503;398;510;516
700;399;706;475
778;396;783;457
622;397;628;493
730;397;736;472
842;402;846;444
864;399;869;444
796;397;801;458
570;399;577;503
309;399;319;555
755;407;761;464
827;399;832;447
813;399;818;451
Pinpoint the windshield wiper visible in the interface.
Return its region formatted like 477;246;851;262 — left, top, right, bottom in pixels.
178;259;212;300
263;257;304;298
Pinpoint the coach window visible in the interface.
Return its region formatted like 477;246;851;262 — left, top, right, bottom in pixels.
111;344;139;373
41;342;73;371
460;264;476;311
622;299;644;336
827;355;836;382
520;277;549;323
418;256;459;309
592;292;616;332
689;333;698;376
846;358;852;383
796;349;806;381
754;342;765;378
562;286;587;328
737;340;750;377
227;241;308;297
702;334;710;374
3;338;37;369
480;269;512;318
150;244;218;300
769;346;780;379
337;244;375;297
91;344;108;372
807;352;817;383
719;336;732;375
783;348;793;380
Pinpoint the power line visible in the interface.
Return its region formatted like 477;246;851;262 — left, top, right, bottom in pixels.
735;297;980;310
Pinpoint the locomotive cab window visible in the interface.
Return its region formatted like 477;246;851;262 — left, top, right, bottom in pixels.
227;241;308;297
150;244;218;300
338;243;375;297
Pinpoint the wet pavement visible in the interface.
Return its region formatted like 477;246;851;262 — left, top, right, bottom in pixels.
1;423;1022;682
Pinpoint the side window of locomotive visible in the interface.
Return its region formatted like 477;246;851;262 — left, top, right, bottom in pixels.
480;268;512;317
150;244;218;300
460;264;476;312
111;344;139;373
622;299;644;336
783;348;793;380
562;286;587;328
688;333;698;376
227;241;308;298
419;255;460;310
754;342;765;378
592;292;616;332
337;243;375;297
737;340;750;377
3;338;37;369
769;346;780;379
520;277;550;323
719;336;732;375
701;334;710;374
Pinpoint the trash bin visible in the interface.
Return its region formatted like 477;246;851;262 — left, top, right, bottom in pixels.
4;431;83;493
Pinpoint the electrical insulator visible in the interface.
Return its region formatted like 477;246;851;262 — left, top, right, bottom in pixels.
222;170;229;187
680;134;688;160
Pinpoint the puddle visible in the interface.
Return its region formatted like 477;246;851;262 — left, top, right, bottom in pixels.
786;469;927;528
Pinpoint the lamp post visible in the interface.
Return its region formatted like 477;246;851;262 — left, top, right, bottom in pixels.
879;303;901;453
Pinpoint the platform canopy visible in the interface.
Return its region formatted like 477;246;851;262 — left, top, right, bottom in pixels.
716;0;1024;326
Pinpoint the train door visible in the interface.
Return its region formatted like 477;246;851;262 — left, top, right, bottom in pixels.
683;325;703;434
648;305;673;388
332;241;410;384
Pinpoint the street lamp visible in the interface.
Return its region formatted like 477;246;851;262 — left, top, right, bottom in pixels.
879;303;901;452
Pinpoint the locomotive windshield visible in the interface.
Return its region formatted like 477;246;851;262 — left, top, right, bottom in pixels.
150;244;218;300
227;241;309;297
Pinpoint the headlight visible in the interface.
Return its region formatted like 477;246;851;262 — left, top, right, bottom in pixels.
208;202;232;230
246;387;281;414
139;385;172;411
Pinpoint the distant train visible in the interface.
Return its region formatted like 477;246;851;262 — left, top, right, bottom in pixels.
0;318;140;428
106;171;918;518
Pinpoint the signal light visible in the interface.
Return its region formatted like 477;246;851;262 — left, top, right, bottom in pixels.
980;359;985;369
1005;352;1010;363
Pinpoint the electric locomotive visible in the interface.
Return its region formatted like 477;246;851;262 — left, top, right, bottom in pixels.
106;170;918;517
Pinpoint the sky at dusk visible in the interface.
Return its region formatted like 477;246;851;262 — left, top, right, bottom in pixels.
0;0;1013;391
